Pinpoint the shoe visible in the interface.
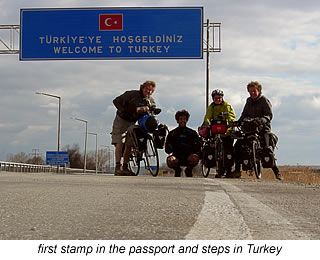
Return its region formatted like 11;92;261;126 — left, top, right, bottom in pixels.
114;166;122;176
272;167;283;180
174;167;181;177
229;170;241;178
215;173;222;178
185;167;193;177
224;168;232;178
121;165;136;176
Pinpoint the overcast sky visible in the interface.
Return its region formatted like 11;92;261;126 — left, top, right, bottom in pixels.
1;0;320;166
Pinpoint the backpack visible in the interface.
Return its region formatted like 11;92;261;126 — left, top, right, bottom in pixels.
153;124;168;149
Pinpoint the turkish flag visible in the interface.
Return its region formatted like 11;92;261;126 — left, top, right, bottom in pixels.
99;14;123;31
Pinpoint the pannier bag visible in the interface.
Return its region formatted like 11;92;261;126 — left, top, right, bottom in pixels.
260;147;275;168
242;121;259;134
223;144;234;168
153;124;168;149
211;120;227;134
198;126;210;138
138;115;158;133
127;125;148;151
240;145;254;170
202;144;216;168
270;132;278;148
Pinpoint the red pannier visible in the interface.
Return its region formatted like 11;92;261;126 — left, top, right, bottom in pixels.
198;126;210;138
211;120;227;134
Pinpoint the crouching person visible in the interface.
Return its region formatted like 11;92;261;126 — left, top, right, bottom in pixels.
165;110;201;177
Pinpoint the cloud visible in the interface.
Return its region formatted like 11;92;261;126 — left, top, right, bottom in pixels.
1;0;320;165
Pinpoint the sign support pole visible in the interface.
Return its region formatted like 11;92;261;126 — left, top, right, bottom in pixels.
206;19;210;110
204;21;222;112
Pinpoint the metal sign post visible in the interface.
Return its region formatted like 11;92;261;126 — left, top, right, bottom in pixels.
203;20;221;110
0;25;19;54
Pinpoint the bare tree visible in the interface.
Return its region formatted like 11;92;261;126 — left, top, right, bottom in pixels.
26;156;45;165
62;144;83;168
98;149;112;172
7;152;30;163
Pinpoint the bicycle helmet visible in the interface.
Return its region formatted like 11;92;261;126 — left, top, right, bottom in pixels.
211;89;224;98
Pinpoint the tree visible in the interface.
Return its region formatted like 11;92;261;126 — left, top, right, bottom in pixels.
7;152;30;163
26;156;45;165
98;148;112;172
62;144;83;169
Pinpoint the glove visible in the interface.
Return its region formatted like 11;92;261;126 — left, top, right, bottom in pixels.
136;106;149;114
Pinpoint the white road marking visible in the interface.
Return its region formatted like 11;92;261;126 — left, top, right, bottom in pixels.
186;179;310;239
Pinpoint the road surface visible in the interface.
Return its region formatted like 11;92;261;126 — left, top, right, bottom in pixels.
0;172;319;239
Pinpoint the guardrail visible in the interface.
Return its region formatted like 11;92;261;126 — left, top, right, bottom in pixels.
0;161;54;173
0;161;113;175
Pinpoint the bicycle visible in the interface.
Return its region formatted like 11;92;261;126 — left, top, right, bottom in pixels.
127;106;163;177
231;117;263;179
199;112;234;178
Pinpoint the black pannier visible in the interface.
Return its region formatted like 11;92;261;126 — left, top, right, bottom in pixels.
223;144;234;168
240;145;254;170
127;125;148;151
202;144;216;167
269;132;278;149
153;124;168;149
260;147;276;168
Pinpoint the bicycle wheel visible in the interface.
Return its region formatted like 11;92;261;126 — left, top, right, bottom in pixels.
252;140;262;179
201;160;210;178
128;147;141;176
200;143;212;178
215;138;225;177
144;135;159;176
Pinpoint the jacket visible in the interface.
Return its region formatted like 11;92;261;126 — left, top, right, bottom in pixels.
203;100;236;135
113;90;155;122
203;100;236;125
239;94;272;131
165;126;201;159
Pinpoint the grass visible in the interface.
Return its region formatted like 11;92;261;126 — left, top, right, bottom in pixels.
242;166;320;185
161;166;320;185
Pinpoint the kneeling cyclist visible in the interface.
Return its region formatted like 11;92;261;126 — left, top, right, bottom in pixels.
165;110;201;177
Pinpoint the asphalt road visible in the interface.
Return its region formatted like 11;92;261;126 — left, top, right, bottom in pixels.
0;171;319;240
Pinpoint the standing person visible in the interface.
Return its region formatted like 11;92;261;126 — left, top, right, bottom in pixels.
233;81;283;180
165;110;201;177
112;80;156;176
202;89;236;177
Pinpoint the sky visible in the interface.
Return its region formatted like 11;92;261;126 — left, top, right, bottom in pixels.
1;0;320;166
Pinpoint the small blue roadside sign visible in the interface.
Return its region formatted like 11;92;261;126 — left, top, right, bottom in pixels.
46;151;69;166
20;7;203;60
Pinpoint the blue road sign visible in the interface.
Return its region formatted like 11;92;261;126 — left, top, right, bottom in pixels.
20;7;203;60
46;151;69;166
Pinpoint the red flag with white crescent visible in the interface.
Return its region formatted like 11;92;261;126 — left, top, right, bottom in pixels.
99;14;123;31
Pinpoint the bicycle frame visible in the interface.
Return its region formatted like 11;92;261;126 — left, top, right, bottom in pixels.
199;115;231;178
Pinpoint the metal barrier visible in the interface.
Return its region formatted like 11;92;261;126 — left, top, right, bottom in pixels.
0;161;54;173
0;161;112;175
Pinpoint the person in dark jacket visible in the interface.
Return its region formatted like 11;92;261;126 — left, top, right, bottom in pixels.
233;81;283;180
112;80;156;176
165;110;201;177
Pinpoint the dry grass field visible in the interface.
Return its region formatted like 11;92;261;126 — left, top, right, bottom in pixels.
162;166;320;185
242;166;320;185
